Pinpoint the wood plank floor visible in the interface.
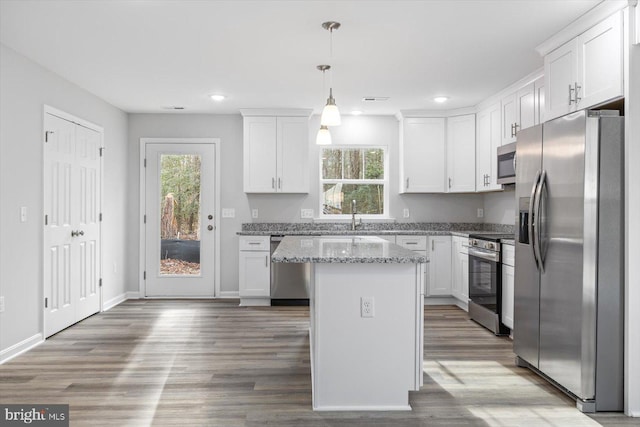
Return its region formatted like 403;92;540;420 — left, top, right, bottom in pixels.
0;300;635;426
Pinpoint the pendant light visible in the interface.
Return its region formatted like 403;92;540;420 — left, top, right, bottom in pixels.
316;65;333;145
320;21;341;127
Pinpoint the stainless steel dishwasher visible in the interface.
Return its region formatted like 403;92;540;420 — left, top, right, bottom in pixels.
270;235;310;306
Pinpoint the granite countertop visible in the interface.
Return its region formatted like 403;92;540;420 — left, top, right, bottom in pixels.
272;236;428;264
240;229;452;236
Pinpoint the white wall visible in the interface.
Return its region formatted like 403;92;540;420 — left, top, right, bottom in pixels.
127;113;485;295
0;44;129;356
483;190;516;225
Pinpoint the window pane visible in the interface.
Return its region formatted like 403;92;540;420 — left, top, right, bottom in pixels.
322;149;342;179
322;184;384;215
364;149;384;179
343;149;363;180
159;154;201;276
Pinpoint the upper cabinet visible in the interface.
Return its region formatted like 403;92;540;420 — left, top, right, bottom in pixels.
446;114;476;193
242;110;311;193
544;11;623;121
500;78;543;145
476;102;502;192
399;117;446;193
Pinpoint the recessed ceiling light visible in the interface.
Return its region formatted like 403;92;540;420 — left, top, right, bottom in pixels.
351;110;363;116
434;96;449;103
210;94;225;102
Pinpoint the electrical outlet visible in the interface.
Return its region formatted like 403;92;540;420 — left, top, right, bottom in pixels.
477;208;484;218
0;296;5;313
403;208;410;218
20;207;27;223
251;209;259;219
222;208;235;218
360;296;374;318
301;209;314;218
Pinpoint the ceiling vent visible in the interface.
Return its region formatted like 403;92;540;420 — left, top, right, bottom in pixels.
162;106;185;110
362;97;389;102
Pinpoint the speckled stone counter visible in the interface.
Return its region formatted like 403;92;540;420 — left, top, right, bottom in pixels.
238;222;514;237
272;236;427;264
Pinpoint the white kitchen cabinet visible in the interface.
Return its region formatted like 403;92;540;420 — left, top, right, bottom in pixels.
476;102;502;192
501;82;536;145
451;236;469;307
544;11;623;121
534;77;545;125
446;114;476;193
239;236;271;306
242;114;310;193
427;236;452;296
399;117;446;193
501;244;515;330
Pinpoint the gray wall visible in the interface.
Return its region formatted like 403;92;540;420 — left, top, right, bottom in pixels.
483;189;516;225
0;44;129;354
127;113;486;294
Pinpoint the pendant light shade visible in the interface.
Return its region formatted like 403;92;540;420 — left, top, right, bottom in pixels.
316;125;332;145
321;88;341;126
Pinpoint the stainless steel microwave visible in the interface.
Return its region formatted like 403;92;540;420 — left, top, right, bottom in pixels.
497;142;516;185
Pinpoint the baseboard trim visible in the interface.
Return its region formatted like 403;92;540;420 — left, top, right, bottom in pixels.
103;293;127;311
218;291;240;298
0;333;43;365
424;296;458;306
126;291;140;300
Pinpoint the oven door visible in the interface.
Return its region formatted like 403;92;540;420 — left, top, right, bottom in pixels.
468;247;500;313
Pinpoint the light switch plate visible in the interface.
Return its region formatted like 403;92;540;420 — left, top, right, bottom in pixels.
477;208;484;218
20;207;27;222
301;209;314;219
251;209;259;219
222;208;236;218
403;208;410;218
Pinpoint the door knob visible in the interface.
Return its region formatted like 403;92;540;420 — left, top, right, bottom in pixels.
208;214;213;220
207;225;214;231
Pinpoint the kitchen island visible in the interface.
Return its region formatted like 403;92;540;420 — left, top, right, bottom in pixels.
272;236;427;411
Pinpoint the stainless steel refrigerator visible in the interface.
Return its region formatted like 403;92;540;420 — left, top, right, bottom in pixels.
514;110;624;413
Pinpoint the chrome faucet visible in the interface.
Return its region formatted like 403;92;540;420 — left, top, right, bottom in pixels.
351;199;361;231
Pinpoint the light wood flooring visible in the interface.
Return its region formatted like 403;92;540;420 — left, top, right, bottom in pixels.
0;300;635;426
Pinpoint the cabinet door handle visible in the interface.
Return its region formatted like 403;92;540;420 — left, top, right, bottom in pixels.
510;123;514;138
486;174;490;186
448;177;452;189
272;177;275;189
432;240;435;251
569;84;575;105
406;178;409;190
278;177;281;189
514;123;519;135
574;82;581;103
265;255;269;267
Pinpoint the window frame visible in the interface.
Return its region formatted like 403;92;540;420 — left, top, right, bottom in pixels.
318;145;390;219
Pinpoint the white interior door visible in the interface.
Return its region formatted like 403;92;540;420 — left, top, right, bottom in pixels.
144;143;216;297
44;112;102;337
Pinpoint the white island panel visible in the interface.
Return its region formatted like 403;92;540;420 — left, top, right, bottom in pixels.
310;262;423;411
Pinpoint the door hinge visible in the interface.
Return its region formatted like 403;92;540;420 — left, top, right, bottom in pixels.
99;213;103;222
45;214;48;225
99;278;103;288
45;130;54;143
144;158;147;167
144;214;147;224
143;271;146;280
45;297;48;308
99;147;104;157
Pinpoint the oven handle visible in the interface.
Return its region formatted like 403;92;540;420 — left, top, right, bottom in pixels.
468;247;499;263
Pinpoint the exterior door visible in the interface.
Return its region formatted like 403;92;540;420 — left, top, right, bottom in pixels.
144;143;216;297
44;112;102;337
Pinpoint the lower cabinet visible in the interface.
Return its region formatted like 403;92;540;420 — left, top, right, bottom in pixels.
427;236;452;296
239;236;271;306
501;244;515;330
451;236;469;308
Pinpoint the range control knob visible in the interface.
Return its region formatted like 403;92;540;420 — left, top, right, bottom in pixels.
487;243;495;250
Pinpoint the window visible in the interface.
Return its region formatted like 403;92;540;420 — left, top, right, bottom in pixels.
320;147;388;217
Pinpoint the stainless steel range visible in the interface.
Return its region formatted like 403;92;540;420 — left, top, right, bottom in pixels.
467;233;512;335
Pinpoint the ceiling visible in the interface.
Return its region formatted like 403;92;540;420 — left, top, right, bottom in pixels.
0;0;602;115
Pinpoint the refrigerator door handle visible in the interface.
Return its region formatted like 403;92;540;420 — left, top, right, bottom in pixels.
533;169;547;272
528;170;541;269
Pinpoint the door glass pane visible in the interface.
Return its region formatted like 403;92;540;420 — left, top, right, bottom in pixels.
159;154;201;275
